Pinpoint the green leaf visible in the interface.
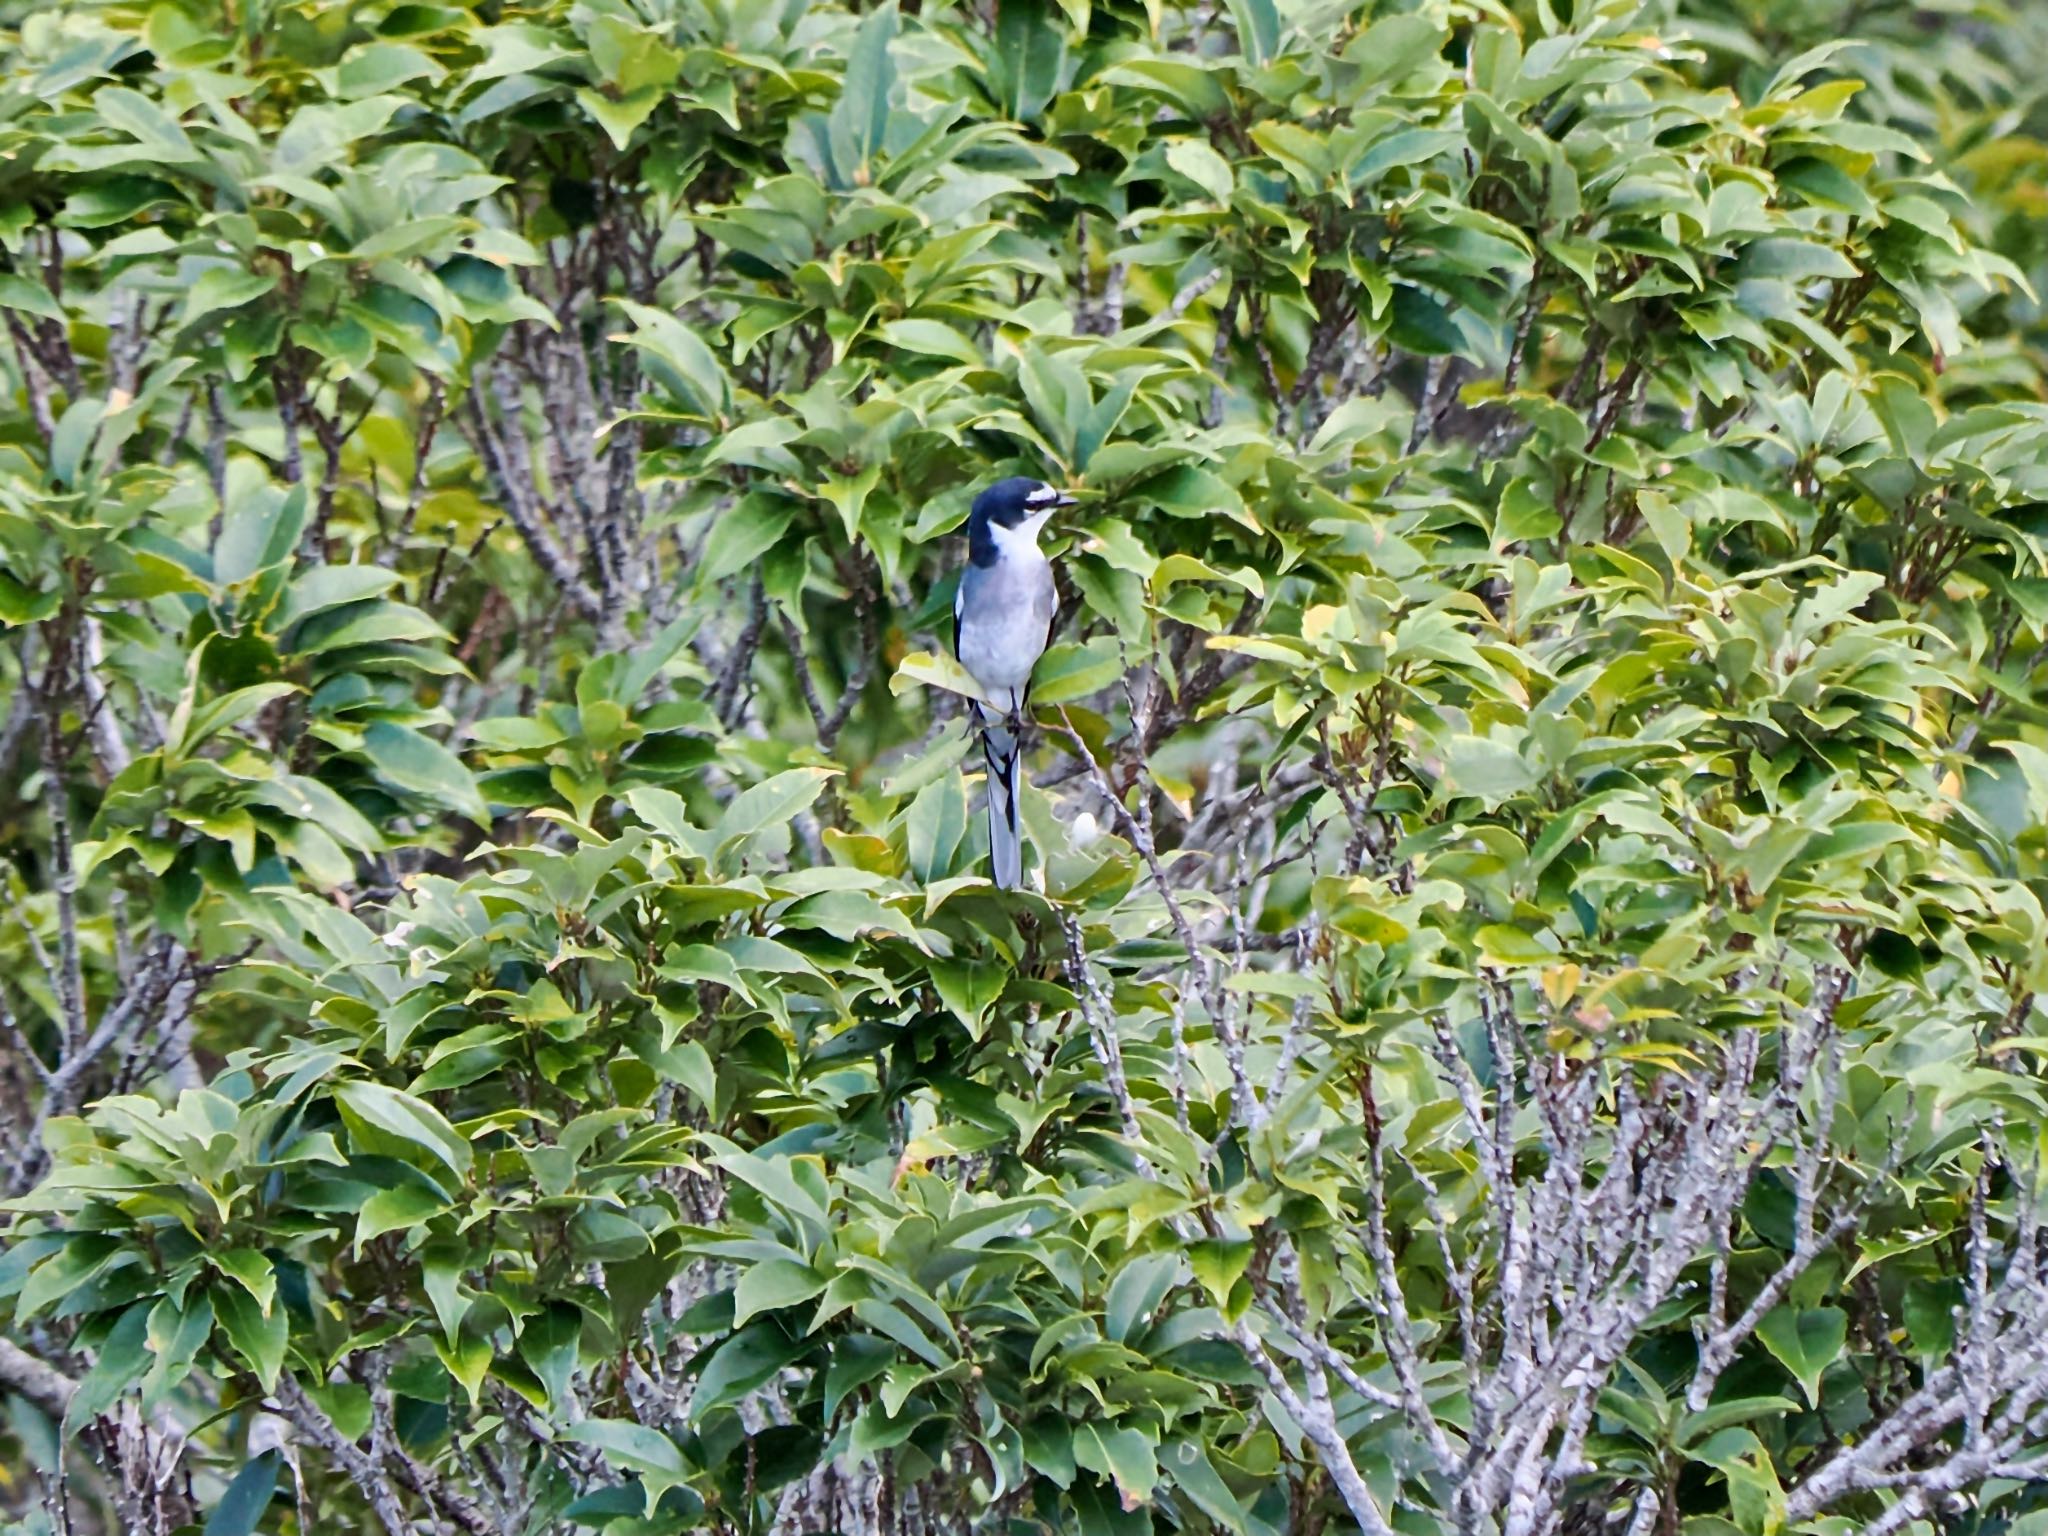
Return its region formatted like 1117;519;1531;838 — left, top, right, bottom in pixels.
1440;735;1539;803
1105;1252;1179;1344
1476;923;1553;965
568;1418;692;1515
205;1449;282;1536
517;1301;582;1408
610;300;733;420
19;1240;131;1323
1023;1417;1076;1487
1346;14;1446;88
173;683;300;760
142;1293;213;1411
215;483;308;584
893;649;993;704
1030;637;1123;706
817;464;881;544
65;1305;151;1428
273;95;405;174
335;1080;474;1181
717;767;836;847
875;317;984;366
697;493;798;588
1223;0;1278;65
1188;1239;1252;1307
215;1284;288;1391
1387;285;1463;357
1356;127;1462;183
1864;929;1925;986
0;569;61;625
733;1259;828;1326
208;1250;277;1316
1755;1306;1846;1408
828;0;899;185
1775;156;1877;219
692;1321;818;1417
362;722;488;822
60;176;182;228
330;41;445;98
0;273;63;321
354;1184;449;1251
1072;1422;1158;1507
295;600;448;653
180;268;278;329
988;0;1066;121
98;85;199;159
1162;1436;1252;1533
905;772;968;883
49;398;104;489
435;1332;492;1406
930;957;1005;1037
1678;1396;1801;1446
1732;238;1858;282
706;1143;830;1230
825;1335;894;1420
1165;139;1233;202
587;15;682;94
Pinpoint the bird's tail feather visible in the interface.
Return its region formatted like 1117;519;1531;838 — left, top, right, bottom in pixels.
979;712;1023;889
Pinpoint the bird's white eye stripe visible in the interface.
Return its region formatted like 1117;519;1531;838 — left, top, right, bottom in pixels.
1025;485;1059;505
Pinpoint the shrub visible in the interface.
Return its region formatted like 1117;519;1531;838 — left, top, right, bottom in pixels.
3;1;2048;1532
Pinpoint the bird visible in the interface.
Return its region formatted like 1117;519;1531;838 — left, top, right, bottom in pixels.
952;475;1075;888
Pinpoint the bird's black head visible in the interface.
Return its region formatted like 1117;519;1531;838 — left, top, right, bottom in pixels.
966;476;1077;566
971;476;1072;527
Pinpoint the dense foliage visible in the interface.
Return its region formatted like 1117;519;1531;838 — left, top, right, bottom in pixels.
5;0;2048;1532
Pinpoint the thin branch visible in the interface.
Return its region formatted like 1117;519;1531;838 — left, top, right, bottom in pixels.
1229;1321;1399;1536
37;617;87;1061
6;311;57;444
1204;280;1245;429
1052;704;1259;1127
461;389;602;622
272;1375;410;1536
779;549;877;755
387;375;445;561
713;572;768;730
0;1338;76;1422
1169;268;1224;317
1059;910;1145;1146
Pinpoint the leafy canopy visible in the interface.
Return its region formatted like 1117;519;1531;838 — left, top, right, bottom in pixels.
4;0;2048;1534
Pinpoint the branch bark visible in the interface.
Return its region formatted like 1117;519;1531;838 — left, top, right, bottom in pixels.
0;1337;76;1421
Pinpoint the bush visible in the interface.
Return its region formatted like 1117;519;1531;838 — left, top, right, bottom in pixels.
3;0;2048;1532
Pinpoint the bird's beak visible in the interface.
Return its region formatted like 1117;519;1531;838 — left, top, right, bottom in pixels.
1053;491;1079;508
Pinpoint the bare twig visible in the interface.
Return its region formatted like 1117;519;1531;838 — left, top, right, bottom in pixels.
1204;280;1244;429
461;385;603;622
387;374;445;560
1059;910;1145;1146
273;1375;411;1536
779;548;878;754
713;572;769;730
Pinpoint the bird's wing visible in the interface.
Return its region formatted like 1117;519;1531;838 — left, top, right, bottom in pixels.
1021;566;1057;714
952;569;967;660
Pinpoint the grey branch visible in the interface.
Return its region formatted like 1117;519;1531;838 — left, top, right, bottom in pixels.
0;1337;77;1421
1783;1143;2048;1525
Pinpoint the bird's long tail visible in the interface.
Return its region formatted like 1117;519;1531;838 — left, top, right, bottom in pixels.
978;707;1024;889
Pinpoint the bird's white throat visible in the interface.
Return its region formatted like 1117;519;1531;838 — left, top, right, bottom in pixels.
987;507;1056;558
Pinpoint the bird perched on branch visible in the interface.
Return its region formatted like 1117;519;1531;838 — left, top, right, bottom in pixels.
953;476;1075;888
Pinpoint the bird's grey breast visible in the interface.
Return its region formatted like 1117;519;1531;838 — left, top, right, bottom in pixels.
956;551;1055;696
